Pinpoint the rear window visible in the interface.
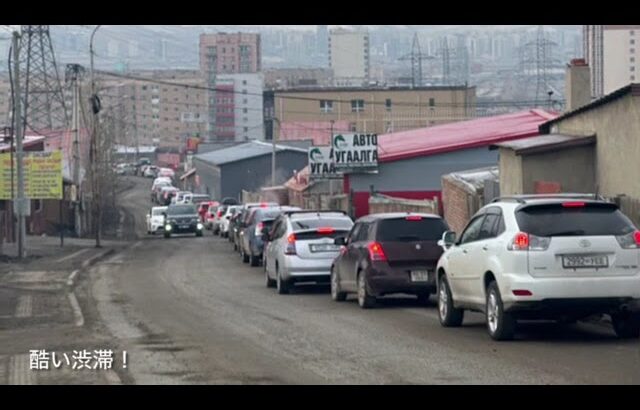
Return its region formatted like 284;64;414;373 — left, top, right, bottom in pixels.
256;209;284;220
291;217;353;231
376;217;448;241
516;204;636;237
168;205;196;215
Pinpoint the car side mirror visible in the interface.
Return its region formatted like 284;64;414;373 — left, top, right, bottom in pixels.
226;215;231;219
438;231;456;249
334;236;346;246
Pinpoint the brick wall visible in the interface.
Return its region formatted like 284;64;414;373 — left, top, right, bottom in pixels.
442;177;473;235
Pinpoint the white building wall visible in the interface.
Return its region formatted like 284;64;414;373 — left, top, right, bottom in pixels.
603;27;640;94
217;73;264;142
329;29;370;86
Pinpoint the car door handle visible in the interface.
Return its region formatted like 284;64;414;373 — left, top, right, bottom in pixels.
482;245;489;251
462;249;468;254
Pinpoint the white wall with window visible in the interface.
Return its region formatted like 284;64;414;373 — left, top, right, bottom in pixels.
216;73;264;141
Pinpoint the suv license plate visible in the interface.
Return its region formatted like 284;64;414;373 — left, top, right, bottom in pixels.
179;224;189;229
410;270;430;282
562;255;608;269
311;244;339;252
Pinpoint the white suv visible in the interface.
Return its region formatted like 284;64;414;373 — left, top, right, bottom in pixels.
436;194;640;340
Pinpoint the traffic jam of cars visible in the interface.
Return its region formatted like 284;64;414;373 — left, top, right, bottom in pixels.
145;169;640;341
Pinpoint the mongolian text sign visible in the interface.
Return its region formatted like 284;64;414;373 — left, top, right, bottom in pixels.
331;133;378;172
308;146;342;180
0;151;63;200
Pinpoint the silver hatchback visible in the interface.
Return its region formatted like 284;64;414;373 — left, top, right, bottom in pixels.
263;210;354;294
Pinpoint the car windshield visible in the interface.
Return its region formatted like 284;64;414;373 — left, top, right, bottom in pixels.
376;217;449;241
292;217;353;231
167;205;197;215
516;203;636;237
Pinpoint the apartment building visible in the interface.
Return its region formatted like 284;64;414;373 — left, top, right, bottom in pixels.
99;70;208;147
584;25;640;97
329;29;370;87
264;85;476;140
215;73;264;142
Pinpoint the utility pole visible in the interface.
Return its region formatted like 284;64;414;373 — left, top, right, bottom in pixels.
65;64;85;237
90;25;102;248
13;31;26;259
398;33;434;88
329;120;335;197
271;116;280;188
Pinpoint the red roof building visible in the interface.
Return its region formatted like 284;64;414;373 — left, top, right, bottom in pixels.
344;110;558;218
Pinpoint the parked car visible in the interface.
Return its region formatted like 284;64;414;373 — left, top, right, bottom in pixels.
146;206;168;235
211;205;228;235
182;194;211;205
158;167;175;179
229;209;245;248
162;204;204;238
264;210;354;294
172;191;192;205
151;179;172;203
197;201;218;224
233;202;280;251
241;206;300;266
435;194;640;341
143;165;159;178
221;197;240;206
220;205;241;238
157;186;179;206
330;212;447;307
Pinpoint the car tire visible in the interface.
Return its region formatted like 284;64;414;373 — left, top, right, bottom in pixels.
276;267;290;295
196;231;203;237
438;275;464;327
250;252;260;267
416;292;431;306
486;281;516;341
357;271;375;309
164;232;171;239
265;261;276;288
330;267;347;302
241;248;249;263
611;311;640;339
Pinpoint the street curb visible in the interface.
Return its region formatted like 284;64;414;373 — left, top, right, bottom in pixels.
80;248;116;271
67;291;84;327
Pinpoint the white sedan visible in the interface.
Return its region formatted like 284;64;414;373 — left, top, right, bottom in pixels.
146;206;168;234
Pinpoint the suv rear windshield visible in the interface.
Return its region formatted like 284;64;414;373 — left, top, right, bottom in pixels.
516;204;636;237
376;217;448;241
167;205;197;215
291;217;353;231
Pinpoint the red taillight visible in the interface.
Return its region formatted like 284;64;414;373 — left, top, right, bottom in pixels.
616;230;640;249
513;289;532;296
285;233;297;255
368;242;387;262
562;201;585;208
405;215;422;221
317;227;335;234
260;203;268;208
217;210;223;217
255;222;264;236
513;232;529;249
635;231;640;245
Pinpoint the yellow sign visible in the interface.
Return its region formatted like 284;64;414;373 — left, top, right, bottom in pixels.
0;151;63;200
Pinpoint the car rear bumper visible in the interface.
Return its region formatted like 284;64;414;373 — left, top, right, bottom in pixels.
282;256;335;280
501;273;640;312
366;265;436;297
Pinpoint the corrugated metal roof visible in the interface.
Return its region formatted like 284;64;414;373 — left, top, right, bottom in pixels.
194;140;307;166
0;135;45;152
491;133;596;155
378;109;557;163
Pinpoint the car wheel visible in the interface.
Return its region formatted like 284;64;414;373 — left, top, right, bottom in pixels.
357;271;375;309
416;291;431;306
265;260;276;288
438;275;464;327
611;311;640;339
196;231;203;237
250;252;260;267
486;281;516;341
276;267;290;295
241;247;249;263
330;267;347;302
164;232;171;239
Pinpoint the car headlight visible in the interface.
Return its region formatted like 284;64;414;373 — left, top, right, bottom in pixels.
197;223;203;230
165;224;172;231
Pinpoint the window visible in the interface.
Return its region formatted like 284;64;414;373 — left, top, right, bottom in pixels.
385;99;392;111
632;75;636;81
632;66;636;72
243;108;248;114
376;218;448;241
632;57;636;63
320;100;333;113
243;89;247;94
244;127;249;132
429;98;435;107
243;98;248;104
351;99;364;113
631;49;636;54
632;39;636;45
459;216;485;244
34;199;43;212
349;122;357;132
243;80;247;85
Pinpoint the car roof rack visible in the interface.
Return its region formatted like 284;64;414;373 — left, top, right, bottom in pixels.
283;209;349;217
491;193;607;204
